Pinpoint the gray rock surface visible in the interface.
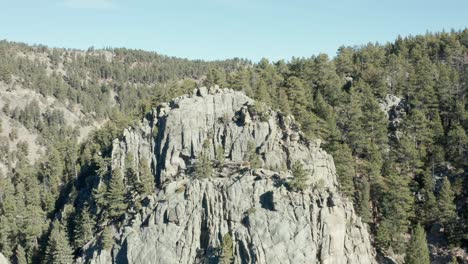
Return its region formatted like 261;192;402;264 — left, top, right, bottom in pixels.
0;253;9;264
379;94;402;118
83;87;375;264
379;94;407;141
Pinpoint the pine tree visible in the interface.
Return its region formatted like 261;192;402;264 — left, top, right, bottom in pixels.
311;53;342;107
125;154;144;208
194;139;213;178
335;46;355;77
21;204;45;255
73;205;95;248
313;92;340;141
290;161;308;191
204;68;227;88
138;158;154;195
405;225;430;264
245;141;261;169
15;244;27;264
276;87;291;114
360;85;388;157
446;125;467;167
285;77;311;125
46;221;74;264
429;111;446;167
92;183;107;210
254;79;272;105
419;172;439;225
355;178;371;223
0;215;13;258
100;226;114;250
397;134;423;175
332;143;355;197
376;170;414;252
228;67;253;96
215;145;225;166
106;168;127;219
404;109;432;161
438;177;456;225
219;233;234;264
345;90;366;154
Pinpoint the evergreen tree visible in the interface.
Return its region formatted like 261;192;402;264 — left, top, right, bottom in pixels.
92;183;107;211
138;158;154;195
215;145;225;166
335;46;355;77
360;84;388;157
438;177;456;225
332;143;355;197
73;205;95;248
446;125;467;167
0;215;14;258
284;77;310;124
219;233;234;264
313;92;339;141
39;147;64;212
376;170;414;252
46;221;74;264
276;87;291;114
397;134;423;175
254;79;272;105
419;172;439;225
345;90;366;154
125;154;144;208
15;244;27;264
405;225;430;264
194;139;213;178
244;141;261;169
355;178;371;223
311;53;342;107
290;161;308;191
106;168;127;219
204;68;227;88
228;67;253;96
100;226;114;250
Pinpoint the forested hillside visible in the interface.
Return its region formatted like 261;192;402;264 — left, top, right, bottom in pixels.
0;29;467;263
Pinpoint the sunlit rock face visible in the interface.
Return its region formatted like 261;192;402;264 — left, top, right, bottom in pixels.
82;87;375;264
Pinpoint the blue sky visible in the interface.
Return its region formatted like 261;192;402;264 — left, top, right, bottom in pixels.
0;0;467;61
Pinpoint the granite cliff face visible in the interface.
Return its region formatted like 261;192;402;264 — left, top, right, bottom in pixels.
82;87;375;264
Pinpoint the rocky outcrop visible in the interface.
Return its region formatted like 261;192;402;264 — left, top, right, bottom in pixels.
379;94;407;140
83;87;375;264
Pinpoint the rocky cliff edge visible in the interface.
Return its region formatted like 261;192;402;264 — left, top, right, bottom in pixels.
81;86;375;264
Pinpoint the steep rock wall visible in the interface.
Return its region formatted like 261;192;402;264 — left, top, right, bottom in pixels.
84;87;375;264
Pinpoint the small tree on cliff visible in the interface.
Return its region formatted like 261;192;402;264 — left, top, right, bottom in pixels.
290;161;308;191
245;141;261;169
106;168;127;219
194;139;213;178
139;158;154;195
220;233;234;264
